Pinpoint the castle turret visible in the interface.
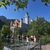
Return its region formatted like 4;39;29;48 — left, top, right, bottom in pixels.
10;21;13;26
30;19;33;23
24;13;29;25
20;18;23;28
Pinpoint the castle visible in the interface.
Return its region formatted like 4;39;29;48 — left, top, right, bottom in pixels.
10;13;33;33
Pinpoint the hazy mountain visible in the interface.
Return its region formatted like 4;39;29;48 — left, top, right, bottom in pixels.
0;16;15;29
0;16;8;23
0;15;15;24
0;16;15;25
7;19;15;23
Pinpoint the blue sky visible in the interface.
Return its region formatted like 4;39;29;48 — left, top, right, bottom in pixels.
0;0;50;22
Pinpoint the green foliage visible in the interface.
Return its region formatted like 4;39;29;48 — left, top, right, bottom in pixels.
0;37;5;50
0;38;4;50
16;0;28;9
1;25;12;43
41;0;50;6
15;28;20;35
1;25;11;41
27;17;50;37
1;25;11;35
0;20;4;30
0;0;28;9
40;35;50;45
15;28;25;35
27;17;50;44
0;0;50;9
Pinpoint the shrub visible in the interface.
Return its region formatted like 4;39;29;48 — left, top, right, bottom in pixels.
40;36;50;45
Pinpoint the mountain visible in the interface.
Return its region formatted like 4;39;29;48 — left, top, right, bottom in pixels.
0;16;9;29
0;16;15;29
7;19;15;23
0;16;15;24
0;16;7;22
0;16;9;24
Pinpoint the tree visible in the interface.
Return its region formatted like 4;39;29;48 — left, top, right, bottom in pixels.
15;28;20;35
0;0;50;9
35;17;46;35
0;0;28;9
43;21;50;35
1;25;11;35
0;25;11;50
1;25;11;43
27;17;50;37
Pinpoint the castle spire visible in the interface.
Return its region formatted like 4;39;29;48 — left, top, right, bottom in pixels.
24;12;29;24
20;18;23;27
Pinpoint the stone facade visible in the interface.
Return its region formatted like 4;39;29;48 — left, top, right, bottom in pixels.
10;13;33;33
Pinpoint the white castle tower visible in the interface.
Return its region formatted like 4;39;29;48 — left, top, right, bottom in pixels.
20;18;23;27
24;13;29;25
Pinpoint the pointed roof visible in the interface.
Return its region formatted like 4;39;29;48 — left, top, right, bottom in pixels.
25;12;29;18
